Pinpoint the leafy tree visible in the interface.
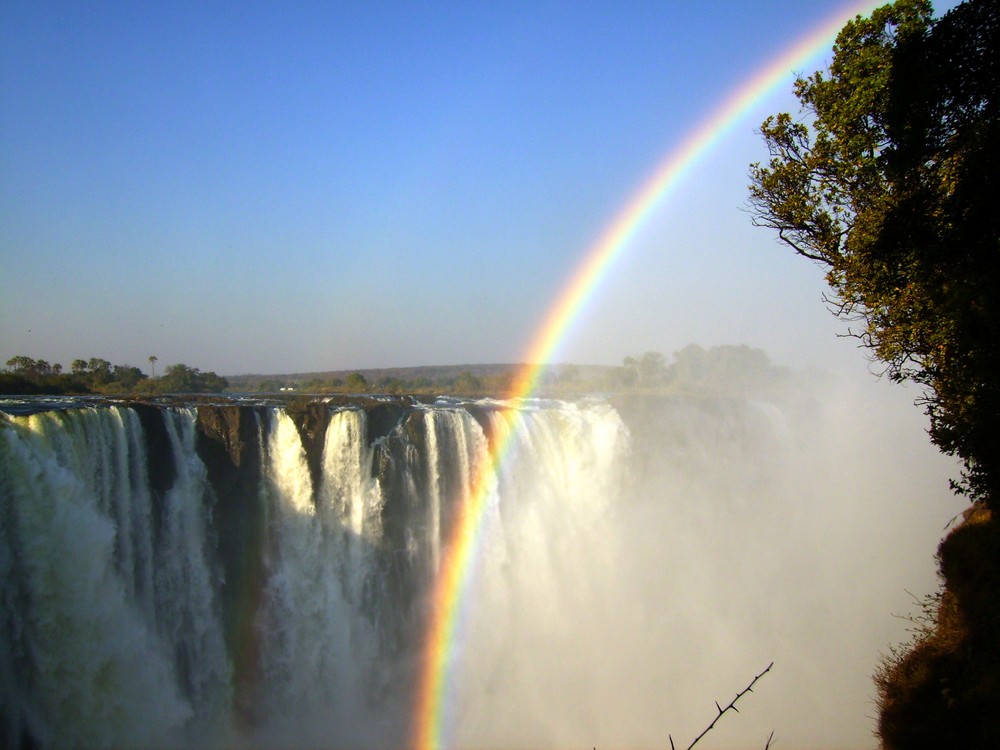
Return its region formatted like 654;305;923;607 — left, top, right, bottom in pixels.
748;0;999;503
5;356;39;377
86;358;113;386
112;364;146;390
665;344;782;395
157;363;228;393
345;372;367;392
3;356;62;380
148;355;157;378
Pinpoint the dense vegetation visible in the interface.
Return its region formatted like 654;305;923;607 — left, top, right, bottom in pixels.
749;0;998;505
749;0;998;746
1;356;228;394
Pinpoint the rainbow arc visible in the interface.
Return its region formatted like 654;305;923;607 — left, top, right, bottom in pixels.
411;3;878;748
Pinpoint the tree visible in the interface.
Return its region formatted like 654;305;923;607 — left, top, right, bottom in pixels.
624;351;667;385
748;0;999;504
666;344;783;395
5;356;38;375
148;355;158;378
112;364;145;390
4;356;57;380
87;358;113;386
345;372;367;392
157;363;228;393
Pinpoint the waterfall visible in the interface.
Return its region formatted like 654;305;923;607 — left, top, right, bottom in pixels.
0;388;954;749
0;408;191;748
157;408;233;735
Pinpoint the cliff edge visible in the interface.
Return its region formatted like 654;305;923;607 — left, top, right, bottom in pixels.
876;504;1000;749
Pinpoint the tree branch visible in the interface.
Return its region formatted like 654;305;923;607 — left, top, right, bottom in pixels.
683;662;775;750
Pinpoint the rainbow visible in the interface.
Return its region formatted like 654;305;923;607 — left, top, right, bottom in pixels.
411;2;878;748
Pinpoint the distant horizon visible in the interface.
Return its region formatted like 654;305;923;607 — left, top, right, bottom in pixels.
6;341;798;380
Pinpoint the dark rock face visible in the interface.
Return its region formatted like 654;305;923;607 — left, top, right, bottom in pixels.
196;406;258;468
194;406;267;724
189;397;427;689
131;403;176;543
283;399;333;491
363;401;411;444
876;505;1000;750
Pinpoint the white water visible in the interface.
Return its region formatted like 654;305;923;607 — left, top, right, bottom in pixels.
0;386;957;749
0;409;190;748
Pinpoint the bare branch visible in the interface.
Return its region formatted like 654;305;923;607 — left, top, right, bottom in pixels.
684;662;774;750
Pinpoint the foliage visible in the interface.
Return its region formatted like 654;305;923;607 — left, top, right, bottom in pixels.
668;344;787;394
345;372;368;392
156;363;228;393
2;355;229;394
451;370;483;394
624;351;667;385
748;0;999;503
2;355;140;394
620;345;785;395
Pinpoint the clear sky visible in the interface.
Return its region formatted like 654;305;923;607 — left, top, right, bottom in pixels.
0;0;956;376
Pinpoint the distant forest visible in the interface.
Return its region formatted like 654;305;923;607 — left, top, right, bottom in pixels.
2;344;789;398
0;356;228;395
228;344;789;397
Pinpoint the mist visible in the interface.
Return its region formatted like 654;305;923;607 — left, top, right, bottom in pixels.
0;368;959;749
440;373;958;749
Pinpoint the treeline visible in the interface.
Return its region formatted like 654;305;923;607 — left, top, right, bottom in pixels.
620;344;790;395
233;344;787;397
245;365;618;396
1;356;228;395
247;368;527;396
3;345;786;397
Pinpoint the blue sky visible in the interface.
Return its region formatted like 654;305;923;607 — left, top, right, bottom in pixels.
0;1;954;376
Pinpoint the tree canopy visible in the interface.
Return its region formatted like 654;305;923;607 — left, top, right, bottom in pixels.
748;0;999;504
2;355;227;395
157;364;228;393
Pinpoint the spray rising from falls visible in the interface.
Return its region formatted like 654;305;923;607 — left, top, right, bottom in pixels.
0;387;951;749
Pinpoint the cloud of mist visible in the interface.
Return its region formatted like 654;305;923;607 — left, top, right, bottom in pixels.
445;371;959;749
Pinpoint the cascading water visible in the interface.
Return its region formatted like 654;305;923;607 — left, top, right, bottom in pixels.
0;408;191;748
0;385;956;749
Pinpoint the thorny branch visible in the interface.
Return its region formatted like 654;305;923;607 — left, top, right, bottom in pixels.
669;661;775;750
